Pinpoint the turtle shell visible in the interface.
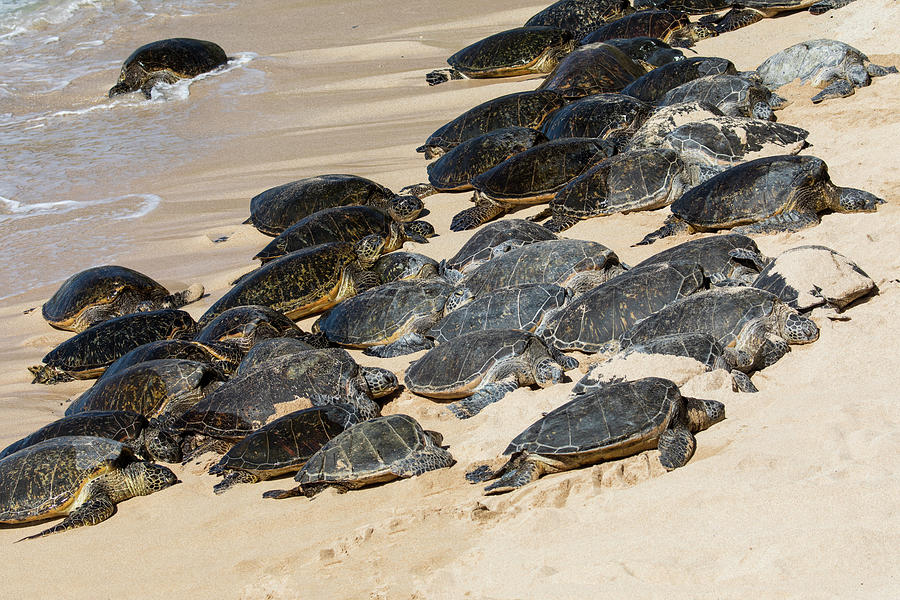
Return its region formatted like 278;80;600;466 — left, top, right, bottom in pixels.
525;0;635;39
537;42;647;98
108;38;228;97
233;337;316;378
445;219;558;274
634;233;766;283
100;339;242;381
657;74;776;118
604;37;685;68
625;101;725;150
622;57;737;102
756;39;873;89
417;90;565;159
579;10;693;45
446;26;575;78
632;0;731;13
539;93;653;140
0;411;148;460
0;436;132;523
195;304;302;350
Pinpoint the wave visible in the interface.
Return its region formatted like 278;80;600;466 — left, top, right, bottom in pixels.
0;193;160;222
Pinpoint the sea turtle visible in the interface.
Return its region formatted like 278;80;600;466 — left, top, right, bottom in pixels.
426;26;576;85
579;10;716;48
0;411;182;463
233;337;317;378
524;0;636;39
194;304;305;352
263;414;454;499
637;155;885;245
466;377;725;493
708;0;860;33
253;205;434;264
540;147;697;232
656;74;788;120
197;236;385;326
108;38;228;98
402;127;548;198
617;286;819;371
622;56;738;103
99;339;243;381
374;252;440;284
540;261;707;352
457;239;626;297
633;0;732;13
405;329;578;419
451;138;616;231
633;233;768;285
539;93;653;141
536;42;648;99
0;436;178;540
246;175;423;236
42;265;203;333
29;309;197;385
208;403;359;494
755;39;898;103
315;278;456;357
625;101;725;150
603;37;686;68
751;245;876;311
443;219;558;276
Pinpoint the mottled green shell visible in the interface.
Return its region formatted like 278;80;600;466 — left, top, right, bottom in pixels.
537;42;647;98
525;0;635;39
196;305;302;350
579;10;692;44
540;93;652;140
445;219;558;273
447;26;575;77
622;57;737;103
661;117;809;167
233;337;316;378
634;233;764;281
101;339;243;381
0;412;147;460
108;38;227;97
657;74;775;118
632;0;731;14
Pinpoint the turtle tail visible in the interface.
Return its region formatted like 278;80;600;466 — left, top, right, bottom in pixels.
633;216;688;246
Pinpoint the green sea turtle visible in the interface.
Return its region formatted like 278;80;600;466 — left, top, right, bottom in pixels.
208;403;359;494
633;0;732;13
29;309;197;385
539;93;653;141
194;304;305;352
579;10;716;48
656;74;788;120
622;56;738;103
637;155;885;245
374;252;440;284
603;37;686;68
0;436;178;540
108;38;228;98
466;377;724;493
708;0;860;32
246;175;423;236
42;265;203;333
625;101;724;150
537;42;648;99
426;26;575;85
100;339;243;381
263;414;454;499
443;219;558;276
405;329;578;419
232;337;316;378
634;233;768;285
524;0;636;39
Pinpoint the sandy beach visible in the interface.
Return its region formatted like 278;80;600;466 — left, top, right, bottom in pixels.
1;0;899;597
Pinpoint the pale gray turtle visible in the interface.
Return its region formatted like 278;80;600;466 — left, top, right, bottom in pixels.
466;377;724;493
539;93;653;141
537;42;648;99
254;205;434;264
579;10;716;48
233;337;316;378
402;127;548;198
443;219;558;276
524;0;636;40
42;265;203;333
29;309;197;385
195;305;304;351
0;410;182;463
451;137;616;231
709;0;860;33
374;252;440;284
0;436;178;540
622;56;738;103
637;155;885;245
100;339;243;381
625;101;725;150
457;239;626;297
263;414;454;499
755;39;897;103
657;74;788;120
426;26;575;85
634;233;768;285
108;38;228;98
603;37;685;69
751;245;876;311
246;174;422;236
541;147;697;232
315;278;456;358
618;286;819;371
417;90;565;159
197;236;385;326
540;261;707;353
405;329;578;419
208;403;359;494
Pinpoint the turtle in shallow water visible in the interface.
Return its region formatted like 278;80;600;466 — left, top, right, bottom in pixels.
405;329;578;419
443;219;558;277
263;414;454;499
579;10;716;48
622;56;738;103
537;42;648;99
539;93;653;141
524;0;636;39
466;377;725;493
637;155;885;245
603;37;685;69
29;309;197;385
42;265;203;333
0;436;178;540
634;233;768;285
755;39;897;103
657;74;788;120
426;26;576;85
417;90;565;159
708;0;860;32
108;38;228;98
208;403;359;494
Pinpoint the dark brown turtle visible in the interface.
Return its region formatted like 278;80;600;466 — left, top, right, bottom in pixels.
426;26;575;85
622;56;738;103
194;305;304;352
29;309;197;385
417;90;565;159
536;42;647;99
197;236;385;327
100;339;243;381
263;414;454;499
374;252;440;284
42;265;203;333
108;38;228;98
579;10;716;48
451;137;616;231
707;0;859;33
632;0;732;14
637;155;885;245
232;337;317;378
208;403;359;494
443;219;558;276
656;74;788;120
524;0;636;39
601;36;685;68
634;233;768;285
539;93;653;141
253;205;434;264
0;436;178;540
246;174;423;236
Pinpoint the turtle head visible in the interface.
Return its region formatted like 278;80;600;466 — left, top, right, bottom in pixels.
534;358;564;388
124;461;180;497
836;187;884;212
684;397;726;433
443;287;474;315
354;234;386;268
781;312;819;344
403;220;436;243
361;366;400;399
142;423;183;463
389;195;425;222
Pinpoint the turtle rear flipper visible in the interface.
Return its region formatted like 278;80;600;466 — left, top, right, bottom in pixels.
634;216;689;246
363;333;434;358
712;8;764;33
657;427;696;470
545;214;580;233
18;495;116;542
448;377;519;419
450;197;508;231
213;470;259;495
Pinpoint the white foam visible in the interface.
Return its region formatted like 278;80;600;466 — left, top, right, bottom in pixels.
147;51;258;102
0;193;160;221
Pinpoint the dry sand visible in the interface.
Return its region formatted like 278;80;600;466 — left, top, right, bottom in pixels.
1;0;899;597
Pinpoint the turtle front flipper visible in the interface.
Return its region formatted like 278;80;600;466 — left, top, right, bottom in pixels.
398;182;438;198
161;284;205;309
262;486;302;500
426;68;464;86
544;213;580;233
483;451;558;495
711;8;764;33
28;364;74;385
732;210;820;236
811;78;856;103
730;370;759;393
390;444;455;477
657;426;696;470
363;333;434;358
213;470;260;495
18;495;116;542
448;376;519;419
140;70;181;99
450;195;508;231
